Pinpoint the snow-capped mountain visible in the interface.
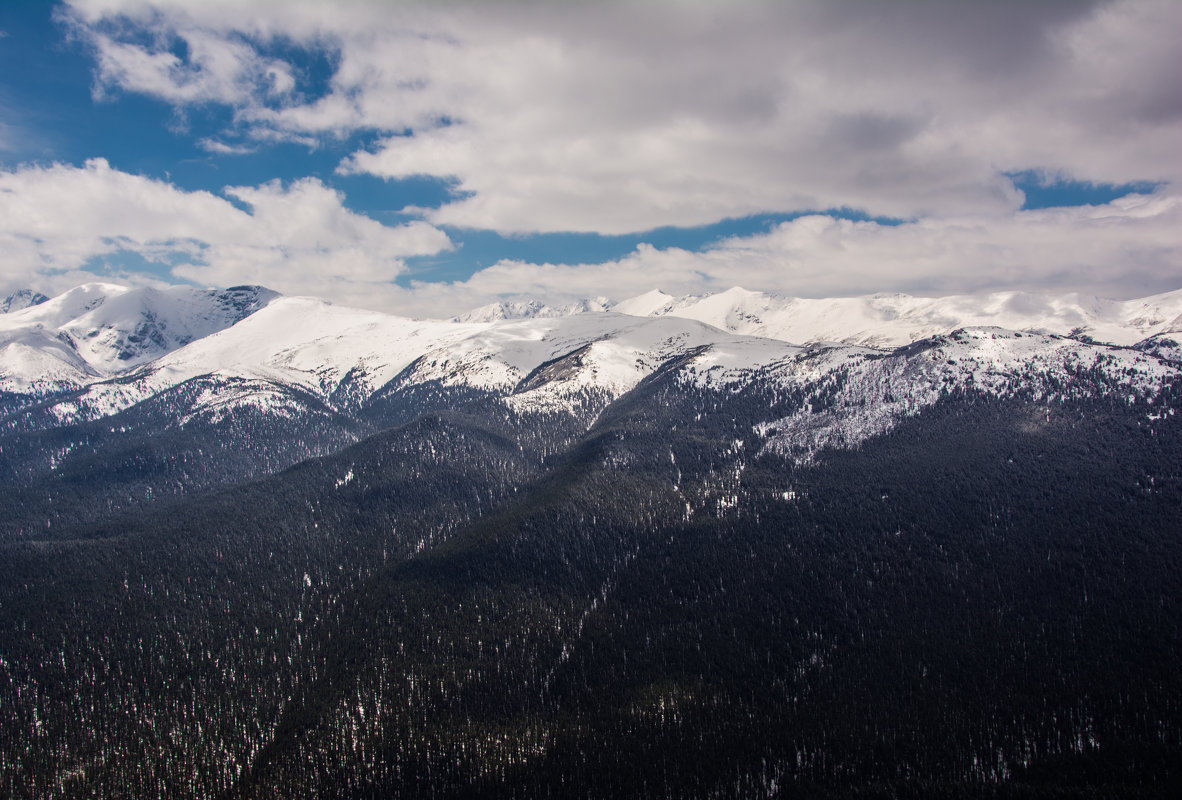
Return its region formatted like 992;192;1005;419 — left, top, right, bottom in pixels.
0;289;49;314
28;296;480;425
6;283;1180;800
744;326;1174;464
19;297;799;429
3;282;1179;456
451;296;611;323
403;312;799;415
0;283;278;392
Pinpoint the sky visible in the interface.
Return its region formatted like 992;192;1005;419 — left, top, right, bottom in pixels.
0;0;1179;318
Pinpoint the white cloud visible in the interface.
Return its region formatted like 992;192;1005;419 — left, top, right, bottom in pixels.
196;137;255;155
84;24;269;105
62;0;1182;234
37;0;1181;315
379;190;1182;318
2;164;1177;319
0;158;451;302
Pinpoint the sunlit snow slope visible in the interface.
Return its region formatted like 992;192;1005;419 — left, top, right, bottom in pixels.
0;284;277;392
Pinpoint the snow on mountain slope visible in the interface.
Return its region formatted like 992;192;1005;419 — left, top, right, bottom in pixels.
1136;332;1182;366
1114;289;1182;340
451;299;552;323
0;290;49;314
479;315;798;414
35;303;803;427
0;329;100;394
611;289;686;318
386;311;798;416
451;296;610;323
0;283;277;393
7;282;1182;444
612;286;1182;347
751;327;1178;464
0;284;128;392
43;296;483;424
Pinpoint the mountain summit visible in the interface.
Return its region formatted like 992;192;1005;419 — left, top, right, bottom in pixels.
0;283;278;392
0;289;50;314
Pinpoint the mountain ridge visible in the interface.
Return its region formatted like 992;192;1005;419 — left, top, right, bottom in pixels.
611;285;1182;347
4;282;1179;442
0;284;278;393
5;282;1180;400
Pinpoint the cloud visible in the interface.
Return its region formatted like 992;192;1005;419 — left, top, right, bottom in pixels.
69;6;294;107
38;1;1181;316
0;158;451;301
196;137;255;155
378;189;1182;318
1;165;1176;319
62;0;1182;235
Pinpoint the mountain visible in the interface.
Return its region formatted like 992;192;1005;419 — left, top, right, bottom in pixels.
0;289;49;314
4;300;795;433
446;285;1182;347
611;285;1182;347
611;287;685;317
1;282;1178;535
451;296;610;323
1;282;1181;798
0;283;278;393
5;282;1179;405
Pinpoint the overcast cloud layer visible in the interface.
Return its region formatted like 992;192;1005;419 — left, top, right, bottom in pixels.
1;0;1179;315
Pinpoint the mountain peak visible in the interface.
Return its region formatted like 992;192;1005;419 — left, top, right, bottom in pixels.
452;299;550;324
452;296;611;324
612;288;680;317
715;285;763;299
0;289;50;314
0;283;282;390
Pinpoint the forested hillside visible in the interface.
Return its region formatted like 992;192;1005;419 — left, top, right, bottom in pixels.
2;354;1179;798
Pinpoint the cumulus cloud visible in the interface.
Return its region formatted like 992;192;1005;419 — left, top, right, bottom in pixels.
30;0;1180;316
62;0;1182;234
71;7;294;107
2;160;1176;319
0;158;451;302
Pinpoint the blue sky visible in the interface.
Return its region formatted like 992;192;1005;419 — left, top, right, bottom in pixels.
1;1;1178;316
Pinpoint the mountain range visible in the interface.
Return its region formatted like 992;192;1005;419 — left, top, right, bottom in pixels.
2;282;1180;798
4;281;1180;399
2;281;1178;475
